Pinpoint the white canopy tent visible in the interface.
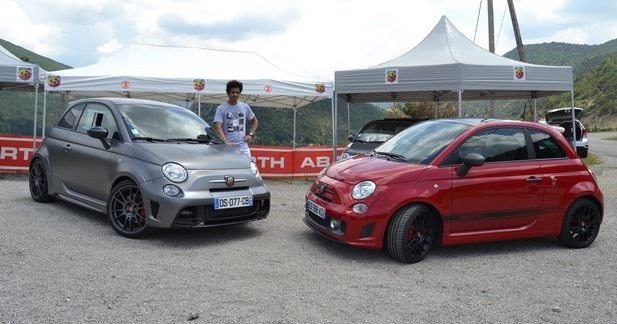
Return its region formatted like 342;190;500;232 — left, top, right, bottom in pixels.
42;43;333;146
0;44;45;150
333;16;575;156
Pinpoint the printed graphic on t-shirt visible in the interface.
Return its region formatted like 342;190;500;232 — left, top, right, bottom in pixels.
225;112;245;133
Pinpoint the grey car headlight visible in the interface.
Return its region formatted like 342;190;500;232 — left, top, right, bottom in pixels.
251;161;262;181
162;163;187;183
352;181;376;200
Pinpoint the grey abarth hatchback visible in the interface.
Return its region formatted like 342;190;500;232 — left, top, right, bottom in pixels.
29;98;270;238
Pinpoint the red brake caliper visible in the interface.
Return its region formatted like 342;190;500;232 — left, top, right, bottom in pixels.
137;200;146;223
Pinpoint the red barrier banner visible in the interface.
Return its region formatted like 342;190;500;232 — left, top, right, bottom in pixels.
0;136;40;173
0;136;344;178
251;145;345;178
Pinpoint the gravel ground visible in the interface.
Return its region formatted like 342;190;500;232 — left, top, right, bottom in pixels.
1;149;616;323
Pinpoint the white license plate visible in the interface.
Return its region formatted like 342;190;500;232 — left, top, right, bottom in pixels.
307;199;326;219
214;195;253;210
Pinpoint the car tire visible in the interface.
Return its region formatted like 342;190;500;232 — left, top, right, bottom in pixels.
558;198;601;248
108;179;153;238
386;204;436;263
29;158;53;202
578;148;588;158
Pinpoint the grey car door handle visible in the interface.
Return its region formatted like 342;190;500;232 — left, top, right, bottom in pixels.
526;176;542;183
63;144;72;151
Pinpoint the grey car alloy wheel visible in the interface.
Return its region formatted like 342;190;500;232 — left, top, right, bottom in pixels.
108;179;153;238
29;159;53;202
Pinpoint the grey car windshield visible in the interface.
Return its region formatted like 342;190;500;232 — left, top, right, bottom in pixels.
118;103;217;140
355;124;396;143
375;120;470;164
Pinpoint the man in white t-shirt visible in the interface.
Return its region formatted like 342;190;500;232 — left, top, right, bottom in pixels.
213;80;259;156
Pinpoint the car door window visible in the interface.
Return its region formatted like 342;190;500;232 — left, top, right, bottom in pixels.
76;103;120;140
529;129;567;159
458;127;528;163
57;103;85;130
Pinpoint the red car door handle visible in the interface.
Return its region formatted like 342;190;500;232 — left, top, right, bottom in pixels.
526;176;542;183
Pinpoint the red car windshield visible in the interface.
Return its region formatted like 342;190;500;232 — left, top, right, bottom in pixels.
375;120;471;164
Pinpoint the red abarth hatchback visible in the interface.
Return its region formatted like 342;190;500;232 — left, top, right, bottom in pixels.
305;118;604;263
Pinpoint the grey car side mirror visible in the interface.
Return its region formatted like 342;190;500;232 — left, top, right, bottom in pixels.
87;126;111;149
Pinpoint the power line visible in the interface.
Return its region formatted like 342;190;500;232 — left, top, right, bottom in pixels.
473;0;483;42
496;2;508;45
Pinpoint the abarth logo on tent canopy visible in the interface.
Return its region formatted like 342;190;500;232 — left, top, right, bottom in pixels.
17;67;33;82
513;66;525;80
47;76;61;88
121;80;131;89
193;79;205;91
385;69;398;83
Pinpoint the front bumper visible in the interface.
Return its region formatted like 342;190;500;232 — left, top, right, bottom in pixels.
140;174;270;229
304;193;389;249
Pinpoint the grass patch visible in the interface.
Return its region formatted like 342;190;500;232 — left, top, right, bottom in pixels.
582;153;602;166
603;136;617;141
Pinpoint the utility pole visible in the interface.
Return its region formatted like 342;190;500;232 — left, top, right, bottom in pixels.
507;0;536;121
488;0;495;53
488;0;496;117
508;0;526;62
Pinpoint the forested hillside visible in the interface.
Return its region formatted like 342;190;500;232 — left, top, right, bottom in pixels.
191;100;384;146
503;39;617;76
503;40;617;131
0;90;384;146
0;39;71;71
539;52;617;131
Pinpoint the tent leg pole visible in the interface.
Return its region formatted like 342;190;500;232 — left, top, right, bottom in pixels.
457;89;463;117
347;102;350;136
33;83;39;151
533;98;537;122
293;107;297;149
571;90;576;149
42;90;48;139
198;94;202;118
332;91;337;160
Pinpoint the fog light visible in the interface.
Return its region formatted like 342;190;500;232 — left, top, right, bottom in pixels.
330;219;342;231
178;208;195;216
163;184;180;196
352;203;368;214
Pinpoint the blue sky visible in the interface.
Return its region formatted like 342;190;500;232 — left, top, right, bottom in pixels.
1;0;615;80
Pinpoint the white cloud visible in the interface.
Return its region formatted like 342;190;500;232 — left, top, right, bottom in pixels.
96;40;124;60
0;0;53;56
1;0;615;79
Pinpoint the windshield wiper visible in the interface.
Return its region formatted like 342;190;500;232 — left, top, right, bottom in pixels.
373;150;407;162
132;136;168;142
166;137;217;144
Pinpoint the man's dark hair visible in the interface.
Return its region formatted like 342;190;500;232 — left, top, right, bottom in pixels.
226;80;243;94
